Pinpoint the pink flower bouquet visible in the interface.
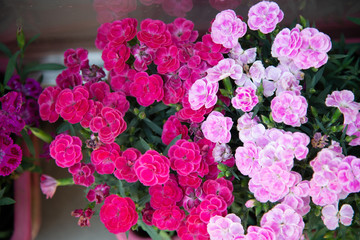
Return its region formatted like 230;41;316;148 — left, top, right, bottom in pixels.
39;1;360;239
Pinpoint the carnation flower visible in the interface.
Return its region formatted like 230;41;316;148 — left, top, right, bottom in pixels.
68;163;95;187
86;183;110;204
49;134;83;168
321;204;354;230
40;174;58;199
201;111;233;144
137;19;172;48
231;86;259;112
325;90;360;124
0;134;22;176
130;72;164;107
63;48;89;72
248;1;284;34
114;148;141;182
207;213;244;239
188;78;219;110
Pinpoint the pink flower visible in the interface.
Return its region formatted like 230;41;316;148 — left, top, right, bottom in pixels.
181;186;203;211
229;43;257;66
271;28;302;59
137;19;172;49
211;9;247;48
178;172;202;188
55;86;89;124
114;148;141;183
130;72;164;107
154;45;180;74
260;204;305;240
161;115;189;145
207;213;244;239
236;113;266;144
232;86;259;112
131;43;155;72
201;111;233;144
202;178;234;206
149;176;183;209
49;134;83;168
63;48;89;72
68;163;95;187
141;203;155;226
87;81;110;102
163;74;185;105
107;18;138;46
89;107;127;144
72;208;95;227
338;156;360;193
248;1;283;34
40;174;58;199
102;92;130;116
80;100;103;128
102;44;130;74
100;195;138;233
271;91;308;127
109;65;136;96
194;34;226;66
134;150;170;186
188;78;219;110
325;90;360;124
206;58;243;83
91;142;121;175
55;69;82;89
197;194;227;223
244;226;276;240
281;179;311;216
235;141;261;177
346;112;360;146
86;183;110;204
212;143;233;163
321;204;354;230
38;86;61;123
152;206;185;231
167;18;198;45
95;22;110;50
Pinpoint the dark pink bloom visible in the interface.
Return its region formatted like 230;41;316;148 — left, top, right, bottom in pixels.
154;45;180;74
23;78;42;98
102;92;129;115
142;202;155;226
177;213;209;240
167;18;198;45
109;65;136;96
95;22;111;50
131;43;155;71
71;208;95;227
137;19;172;49
149;176;183;209
56;69;83;89
161;115;189;145
55;86;90;124
129;72;164;107
161;0;193;18
80;100;103;128
178;172;202;188
107;18;138;46
86;183;110;204
202;178;234;207
68;163;95;187
114;148;141;183
100;194;138;233
102;44;130;74
134;150;170;186
91;142;121;174
194;34;226;66
49;134;83;168
87;81;111;102
152;206;185;231
81;64;106;83
0;91;23;113
181;186;203;211
197;194;227;223
0;134;22;176
162;74;185;105
38;86;61;123
40;174;58;199
89;107;127;144
64;48;89;72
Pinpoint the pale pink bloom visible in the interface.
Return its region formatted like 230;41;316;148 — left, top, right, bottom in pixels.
260;204;305;240
245;199;256;208
271;91;308;127
237;113;265;143
229;43;257;66
207;213;244;239
188;78;219;110
40;174;58;199
258;141;294;170
243;226;276;240
321;204;354;230
277;132;310;160
231;86;259;112
248;1;284;34
325;90;360;124
201;111;233;144
271;27;302;59
338;156;360;193
275;71;302;96
346;112;360;146
206;58;243;83
249;60;265;85
211;9;247;48
235;141;261;177
212;143;233;163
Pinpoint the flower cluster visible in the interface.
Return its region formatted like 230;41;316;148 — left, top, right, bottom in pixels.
39;1;360;239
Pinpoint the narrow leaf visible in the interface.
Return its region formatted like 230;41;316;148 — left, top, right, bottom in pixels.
348;16;360;25
57;121;70;134
0;197;16;206
147;103;169;115
4;51;20;86
29;127;53;143
0;187;6;198
118;180;126;197
23;33;40;51
137;218;162;240
134;137;151;154
310;67;325;89
21;129;35;157
163;134;182;156
23;63;66;75
143;118;162;136
0;42;12;57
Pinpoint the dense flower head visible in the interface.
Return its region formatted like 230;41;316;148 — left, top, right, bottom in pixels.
207;58;243;83
152;205;185;231
114;147;141;182
321;204;354;230
181;186;203;211
86;183;110;204
130;72;164;106
102;44;130;74
235;141;262;177
167;18;198;45
188;78;219;110
40;174;58;199
87;81;110;102
9;76;43;98
68;162;95;187
202;178;234;207
236;113;266;144
194;34;226;66
154;45;180;74
71;208;95;227
149;175;183;209
232;86;259;112
211;9;247;48
271;27;302;59
229;43;257;66
80;100;103;128
102;91;129;115
0;134;22;176
207;213;244;239
137;19;172;49
107;18;138;46
0;91;23;113
49;134;83;168
63;48;89;72
212;142;233;163
56;68;83;89
337;155;360;193
197;194;228;223
131;43;155;72
109;65;136;95
248;1;284;34
201;111;233;144
91;142;121;175
100;194;138;233
161;115;189;145
325;90;360;124
271;91;308;127
134;150;170;186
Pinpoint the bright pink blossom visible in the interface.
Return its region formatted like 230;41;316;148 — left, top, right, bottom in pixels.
55;69;82;89
72;208;95;227
134;150;170;186
55;86;89;124
131;43;155;72
137;19;172;49
86;183;110;204
149;176;183;209
201;111;233;143
207;213;244;239
130;72;164;107
107;18;137;46
248;1;284;34
102;92;129;115
338;156;360;193
325;90;360;124
197;194;227;223
167;18;198;45
152;205;185;231
161;115;189;145
260;203;305;240
114;148;141;183
202;178;234;207
102;44;130;74
64;48;89;72
271;91;308;127
178;172;202;188
0;135;22;176
49;134;83;168
163;74;185;105
194;34;226;66
87;81;110;102
100;195;138;233
89;107;127;144
154;45;180;74
181;186;203;211
68;162;95;187
80;100;103;128
232;86;259;112
109;65;136;96
321;204;354;230
211;9;247;48
188;78;219;110
91;142;121;175
40;174;58;199
95;22;111;50
38;86;61;123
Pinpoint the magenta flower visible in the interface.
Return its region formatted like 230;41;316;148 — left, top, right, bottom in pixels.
271;91;308;127
109;65;136;96
107;18;138;46
338;156;360;193
0;134;22;176
137;19;172;49
325;90;360;124
68;163;95;187
202;178;234;207
131;43;155;72
167;18;198;45
95;22;110;50
178;172;202;188
232;86;259;112
86;183;110;204
38;86;61;123
197;194;227;223
87;81;110;102
49;134;83;168
91;142;121;175
80;100;103;129
152;205;185;231
63;48;89;72
102;92;129;116
188;78;219;110
248;1;284;34
81;64;106;83
102;44;130;74
211;9;247;48
154;45;180;74
55;69;82;89
71;208;95;227
321;204;354;230
161;115;189;145
114;148;141;183
207;213;244;239
130;72;164;107
40;174;58;199
149;176;183;209
206;58;243;83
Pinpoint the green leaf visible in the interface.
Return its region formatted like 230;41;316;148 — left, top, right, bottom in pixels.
118;180;126;198
21;129;35;157
137;218;162;240
147;103;169;115
57;121;70;134
29;127;53;143
0;42;12;57
143;118;162;136
329;54;348;60
309;67;325;89
348;16;360;25
125;231;129;239
0;187;6;198
0;197;16;206
4;51;20;86
23;33;40;52
23;63;66;75
134;137;151;154
163;134;182;156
